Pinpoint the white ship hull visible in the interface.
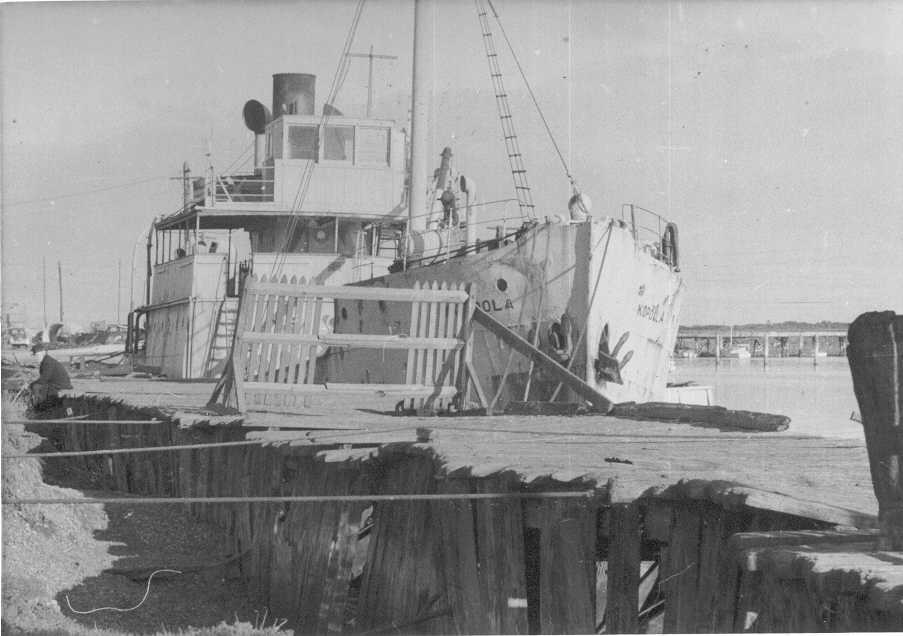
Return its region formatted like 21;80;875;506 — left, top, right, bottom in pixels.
325;217;683;408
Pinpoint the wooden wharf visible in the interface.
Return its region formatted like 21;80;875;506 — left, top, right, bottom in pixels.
13;356;900;634
676;327;848;364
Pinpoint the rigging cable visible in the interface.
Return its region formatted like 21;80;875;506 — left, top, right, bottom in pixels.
5;176;171;209
485;0;578;193
270;0;367;278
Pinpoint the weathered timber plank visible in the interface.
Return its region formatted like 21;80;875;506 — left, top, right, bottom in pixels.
731;570;762;632
267;285;292;382
305;297;323;385
472;306;613;412
537;499;597;634
316;508;363;633
847;311;903;549
243;281;469;303
729;528;881;572
243;382;457;399
295;466;339;633
474;473;529;634
641;480;877;529
713;546;743;633
661;504;702;633
421;282;441;410
692;504;741;633
356;455;450;633
605;503;641;633
241;331;464;350
432;283;450;391
281;456;323;632
437;478;486;634
405;282;422;395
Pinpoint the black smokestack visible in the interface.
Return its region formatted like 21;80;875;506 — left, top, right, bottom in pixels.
272;73;316;116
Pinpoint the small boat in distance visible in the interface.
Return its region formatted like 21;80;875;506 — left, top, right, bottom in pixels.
723;344;752;359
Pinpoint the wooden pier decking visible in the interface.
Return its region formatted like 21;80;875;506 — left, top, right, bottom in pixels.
59;376;876;522
16;362;899;633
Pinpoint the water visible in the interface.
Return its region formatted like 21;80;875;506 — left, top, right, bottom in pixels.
669;357;863;440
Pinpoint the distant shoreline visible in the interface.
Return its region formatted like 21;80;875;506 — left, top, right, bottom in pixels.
680;321;848;334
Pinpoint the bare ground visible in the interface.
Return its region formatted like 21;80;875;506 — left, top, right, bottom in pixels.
2;397;289;635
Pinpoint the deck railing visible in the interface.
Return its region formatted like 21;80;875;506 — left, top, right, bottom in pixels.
208;166;276;204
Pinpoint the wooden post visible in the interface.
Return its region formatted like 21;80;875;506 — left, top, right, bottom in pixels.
661;504;702;633
605;504;641;633
847;311;903;549
813;335;819;367
763;333;769;368
715;334;721;366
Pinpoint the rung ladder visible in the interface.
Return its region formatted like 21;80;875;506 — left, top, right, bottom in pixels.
475;0;535;219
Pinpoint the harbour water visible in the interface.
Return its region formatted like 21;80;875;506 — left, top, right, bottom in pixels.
670;357;863;440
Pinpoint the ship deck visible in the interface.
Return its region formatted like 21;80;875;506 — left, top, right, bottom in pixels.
60;376;877;526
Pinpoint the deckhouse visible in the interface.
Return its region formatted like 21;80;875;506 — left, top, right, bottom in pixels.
136;73;408;379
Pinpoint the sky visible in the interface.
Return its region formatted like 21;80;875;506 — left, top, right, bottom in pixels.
2;0;902;329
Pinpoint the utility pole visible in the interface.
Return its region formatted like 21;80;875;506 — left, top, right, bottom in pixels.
117;258;122;324
347;45;398;117
57;261;63;323
169;162;191;210
42;256;47;328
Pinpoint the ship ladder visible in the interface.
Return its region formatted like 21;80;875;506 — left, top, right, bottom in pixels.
475;0;536;219
203;298;239;377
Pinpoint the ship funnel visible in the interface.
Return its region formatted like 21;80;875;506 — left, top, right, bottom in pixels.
242;99;271;134
272;73;316;116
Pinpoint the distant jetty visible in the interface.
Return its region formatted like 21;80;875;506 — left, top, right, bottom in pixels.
677;323;848;360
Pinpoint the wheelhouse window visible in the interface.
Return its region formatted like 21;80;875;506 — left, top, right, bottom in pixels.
308;218;336;253
287;125;318;160
324;125;355;161
356;127;390;166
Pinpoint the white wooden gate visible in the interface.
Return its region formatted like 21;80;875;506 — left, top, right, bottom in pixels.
209;275;471;414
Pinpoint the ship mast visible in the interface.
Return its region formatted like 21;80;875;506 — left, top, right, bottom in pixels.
407;0;433;235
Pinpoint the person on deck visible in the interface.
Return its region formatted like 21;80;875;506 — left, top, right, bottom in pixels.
440;187;458;227
29;343;72;407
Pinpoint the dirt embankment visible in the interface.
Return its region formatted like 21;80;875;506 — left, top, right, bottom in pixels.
1;397;290;635
2;402;115;634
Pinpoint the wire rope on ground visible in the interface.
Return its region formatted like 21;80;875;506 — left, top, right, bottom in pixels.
6;491;598;506
64;569;182;614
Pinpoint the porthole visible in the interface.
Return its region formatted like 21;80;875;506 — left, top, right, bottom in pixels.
496;278;508;292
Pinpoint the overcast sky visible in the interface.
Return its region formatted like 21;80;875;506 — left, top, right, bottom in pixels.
2;0;902;328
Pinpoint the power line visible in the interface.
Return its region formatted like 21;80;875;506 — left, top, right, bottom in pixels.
4;176;171;208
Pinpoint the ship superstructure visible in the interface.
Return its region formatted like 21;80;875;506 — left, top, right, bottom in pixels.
136;74;408;378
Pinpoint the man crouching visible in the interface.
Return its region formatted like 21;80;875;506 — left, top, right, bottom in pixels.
28;343;72;409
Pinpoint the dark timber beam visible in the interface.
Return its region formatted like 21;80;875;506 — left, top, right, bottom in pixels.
471;307;613;413
847;311;903;549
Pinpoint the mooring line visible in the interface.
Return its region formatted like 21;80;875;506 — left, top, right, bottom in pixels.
5;491;599;506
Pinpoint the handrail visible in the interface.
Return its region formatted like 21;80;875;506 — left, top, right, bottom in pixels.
210;167;277;204
620;203;679;269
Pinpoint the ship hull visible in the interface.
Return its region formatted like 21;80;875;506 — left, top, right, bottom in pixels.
324;218;683;408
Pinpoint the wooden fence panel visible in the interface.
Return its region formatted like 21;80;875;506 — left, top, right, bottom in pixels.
211;275;471;413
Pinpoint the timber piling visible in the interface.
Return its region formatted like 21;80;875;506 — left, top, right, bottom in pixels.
848;310;903;550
